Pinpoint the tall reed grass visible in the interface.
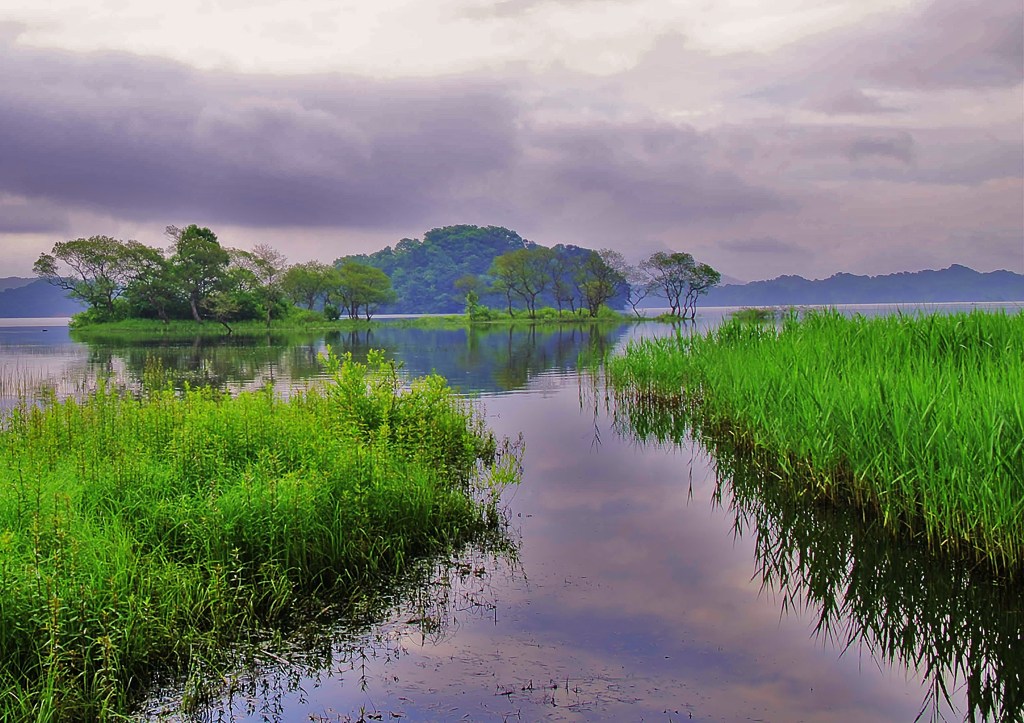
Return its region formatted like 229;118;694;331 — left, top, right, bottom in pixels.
606;309;1024;572
0;349;518;721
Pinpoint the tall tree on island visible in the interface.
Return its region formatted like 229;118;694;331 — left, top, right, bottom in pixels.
638;251;721;319
682;263;721;320
168;225;230;322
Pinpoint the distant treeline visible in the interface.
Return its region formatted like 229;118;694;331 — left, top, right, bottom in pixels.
24;224;721;324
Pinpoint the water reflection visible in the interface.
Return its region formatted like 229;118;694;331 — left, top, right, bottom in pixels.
612;394;1024;722
60;323;630;399
144;540;522;722
0;323;630;410
5;316;1013;721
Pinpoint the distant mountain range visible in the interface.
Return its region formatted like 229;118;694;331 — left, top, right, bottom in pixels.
0;277;35;293
704;265;1023;307
0;264;1020;319
0;279;85;317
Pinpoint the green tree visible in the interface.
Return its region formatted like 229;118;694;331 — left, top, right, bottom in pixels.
33;236;152;320
639;251;696;318
548;252;579;314
282;261;335;310
169;225;230;322
638;251;720;319
233;244;288;327
333;261;396;320
342;225;531;313
576;249;628;317
488;247;555;318
682;263;721;319
121;244;179;323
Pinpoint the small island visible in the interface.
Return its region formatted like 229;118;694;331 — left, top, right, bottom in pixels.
32;224;722;334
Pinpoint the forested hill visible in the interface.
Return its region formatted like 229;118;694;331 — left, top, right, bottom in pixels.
704;265;1024;306
340;225;533;313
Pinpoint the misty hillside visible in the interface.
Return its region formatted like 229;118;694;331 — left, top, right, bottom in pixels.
0;279;85;318
0;277;35;293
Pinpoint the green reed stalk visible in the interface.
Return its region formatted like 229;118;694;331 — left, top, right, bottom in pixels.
0;349;514;721
606;309;1024;571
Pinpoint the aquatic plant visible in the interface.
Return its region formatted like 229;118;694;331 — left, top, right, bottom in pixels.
606;309;1024;572
0;349;519;721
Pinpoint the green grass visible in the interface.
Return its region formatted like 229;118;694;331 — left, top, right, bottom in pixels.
68;315;376;339
0;350;518;721
606;309;1024;572
68;306;634;340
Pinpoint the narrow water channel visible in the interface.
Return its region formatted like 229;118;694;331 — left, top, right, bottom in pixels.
1;311;1019;722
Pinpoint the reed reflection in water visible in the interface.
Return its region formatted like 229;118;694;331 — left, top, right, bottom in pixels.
612;393;1023;722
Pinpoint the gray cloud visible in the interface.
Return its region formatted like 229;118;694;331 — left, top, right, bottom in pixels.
804;88;900;116
845;133;915;164
518;122;791;229
458;0;617;19
713;124;1022;188
0;42;521;229
0;39;790;239
742;0;1023;117
718;236;803;255
867;0;1024;90
0;0;1020;280
0;197;70;234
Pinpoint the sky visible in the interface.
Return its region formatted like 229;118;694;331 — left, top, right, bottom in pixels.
0;0;1021;282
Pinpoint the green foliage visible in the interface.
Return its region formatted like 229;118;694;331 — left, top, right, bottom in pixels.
607;309;1024;571
488;247;556;318
636;251;721;319
729;307;780;323
333;261;396;320
0;351;518;720
281;261;337;310
577;249;629;317
170;225;231;322
33;236;157;321
341;225;532;313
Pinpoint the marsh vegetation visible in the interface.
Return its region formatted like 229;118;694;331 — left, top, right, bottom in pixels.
606;309;1024;570
0;350;519;720
2;309;1020;722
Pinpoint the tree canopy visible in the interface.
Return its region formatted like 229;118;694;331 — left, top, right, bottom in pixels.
33;236;153;320
634;251;721;319
340;225;532;313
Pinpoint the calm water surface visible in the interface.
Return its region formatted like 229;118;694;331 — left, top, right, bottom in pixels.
1;307;1020;722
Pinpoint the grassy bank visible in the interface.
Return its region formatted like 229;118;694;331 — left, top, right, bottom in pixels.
606;309;1024;571
68;306;633;340
0;351;518;721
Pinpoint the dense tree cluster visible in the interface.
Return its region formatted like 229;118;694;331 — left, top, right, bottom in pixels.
34;226;399;328
342;225;533;313
483;246;628;318
632;251;722;319
35;226;290;330
35;224;720;325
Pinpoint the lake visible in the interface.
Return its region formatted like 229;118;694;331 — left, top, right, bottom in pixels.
1;306;1020;722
